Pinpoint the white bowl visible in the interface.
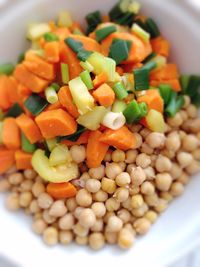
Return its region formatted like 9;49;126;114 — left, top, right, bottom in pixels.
0;1;200;267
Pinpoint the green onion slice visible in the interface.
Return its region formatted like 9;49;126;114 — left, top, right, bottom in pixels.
44;32;59;42
113;82;128;100
57;125;86;142
80;70;94;90
0;63;15;75
133;68;149;91
21;133;37;153
64;37;83;53
96;25;117;42
6;103;23;118
24;94;48;116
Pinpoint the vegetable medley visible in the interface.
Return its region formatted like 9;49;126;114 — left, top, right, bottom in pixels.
0;0;200;250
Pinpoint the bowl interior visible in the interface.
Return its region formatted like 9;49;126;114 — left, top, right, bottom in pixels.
0;1;200;267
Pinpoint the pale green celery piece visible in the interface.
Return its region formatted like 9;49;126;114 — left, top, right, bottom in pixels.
112;100;127;113
46;138;57;152
33;49;45;58
113;72;122;83
77;106;108;130
27;23;51;41
73;28;84;36
132;23;150;42
45;87;58;104
122;73;134;91
58;11;73;27
103;57;116;82
0;109;4;121
80;61;94;72
146;109;166;133
49;144;72;166
69;77;95;115
87;52;105;75
31;41;41;50
120;0;130;12
128;1;141;14
151;55;167;69
61;63;69;84
32;149;79;183
0;122;3;144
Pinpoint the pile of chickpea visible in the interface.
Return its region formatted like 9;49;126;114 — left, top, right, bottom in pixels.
0;96;200;250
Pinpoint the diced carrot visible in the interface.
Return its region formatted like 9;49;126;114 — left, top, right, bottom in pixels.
150;79;181;92
24;51;55;80
68;34;101;52
45;101;62;111
14;64;50;93
92;83;115;107
58;86;79;118
102;15;110;22
54;27;71;40
151;36;170;57
61;131;90;146
116;66;124;76
6;77;20;105
17;83;32;102
2;118;21;150
86;130;109;168
48;20;57;31
88;31;96;40
44;41;60;63
137;89;164;113
69;22;84;33
15;150;32;170
99;126;136;150
93;72;108;88
35;109;77;139
39;38;46;48
16;113;42;144
0;148;15;174
101;32;152;63
47;182;77;199
150;64;179;81
0;75;11;110
122;62;143;73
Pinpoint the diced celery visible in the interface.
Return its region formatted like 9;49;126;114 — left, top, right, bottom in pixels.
73;28;84;36
122;73;134;91
77;106;108;130
69;77;95;114
132;23;150;42
151;55;166;69
80;61;94;72
120;0;130;12
0;122;3;144
33;49;45;58
112;100;127;113
58;11;73;27
45;87;58;104
31;41;41;50
128;1;141;14
146;109;166;133
103;57;116;82
27;23;51;40
113;72;122;83
46;138;57;151
32;149;79;183
49;144;72;166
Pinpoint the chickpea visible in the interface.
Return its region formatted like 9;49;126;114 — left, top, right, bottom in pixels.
34;212;43;220
192;149;200;160
105;231;118;244
32;219;47;235
155;155;172;173
166;132;181;152
124;223;136;235
141;181;155;195
91;219;104;232
103;211;115;223
141;143;154;155
91;202;106;218
42;210;56;224
88;165;105;180
49;200;67;217
186;104;197;118
89;233;105;250
131;124;142;132
118;162;126;171
5;192;20;211
186;161;200;174
104;151;112;162
58;213;74;230
177;172;189;185
154;199;168;213
170;182;184;196
130;166;146;186
140;128;151;138
143;166;155;180
43;227;58;246
133;218;151;235
85;179;101;193
32;182;45;198
107;216;123;232
76;189;92;207
170;163;183;180
136;153;151;168
111;150;125;162
121;197;132;211
129;185;140;196
19;192;33;208
167;112;183;127
73;223;89;237
66;198;77;212
79;208;96;228
101;178;116;194
134;133;143;148
131;203;148;217
70;145;86;164
114;187;129;203
30;200;41;214
144;194;159;207
80;172;90;182
146;132;166;148
177;152;193;168
179;110;188;122
37;193;53;209
155;173;172;191
115;172;131;186
145;211;158;223
8;173;23;185
160;192;173;202
125;150;138;164
118;228;135;249
126;164;136;174
74;207;85;219
117;209;131;223
20;180;34;192
59;230;73;245
131;194;144;209
182;135;199;152
161;149;176;160
105;198;120;212
105;162;122;179
0;179;10;192
93;190;108;202
75;236;88;245
5;165;17;174
183;95;191;108
24;169;37;180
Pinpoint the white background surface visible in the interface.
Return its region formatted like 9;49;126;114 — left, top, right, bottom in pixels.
0;0;200;267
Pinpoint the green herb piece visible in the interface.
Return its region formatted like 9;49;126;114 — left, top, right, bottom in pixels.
44;32;59;42
133;68;149;90
80;70;94;90
0;63;15;75
24;94;48;116
96;25;117;42
5;103;23;118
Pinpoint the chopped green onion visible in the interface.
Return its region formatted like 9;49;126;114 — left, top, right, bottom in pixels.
21;133;37;153
185;75;200;97
77;50;93;62
113;82;128;100
0;63;15;75
33;49;45;58
46;138;57;152
0;109;4;121
73;28;84;36
138;102;148;117
50;83;60;92
128;1;141;14
145;18;160;38
64;37;83;53
123;100;142;124
61;63;69;84
103;57;116;82
112;100;127;113
120;0;130;12
27;23;51;41
143;52;157;64
165;92;185;117
5;103;23;118
109;39;131;65
44;32;59;42
134;18;148;31
133;68;149;90
142;61;157;71
131;23;150;42
158;84;173;106
80;61;94;72
24;94;48;116
191;92;200;107
17;53;25;63
45;87;58;104
116;12;134;26
58;125;86;142
58;11;73;27
109;2;124;21
96;25;117;42
86;10;102;34
180;75;190;94
80;70;93;90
